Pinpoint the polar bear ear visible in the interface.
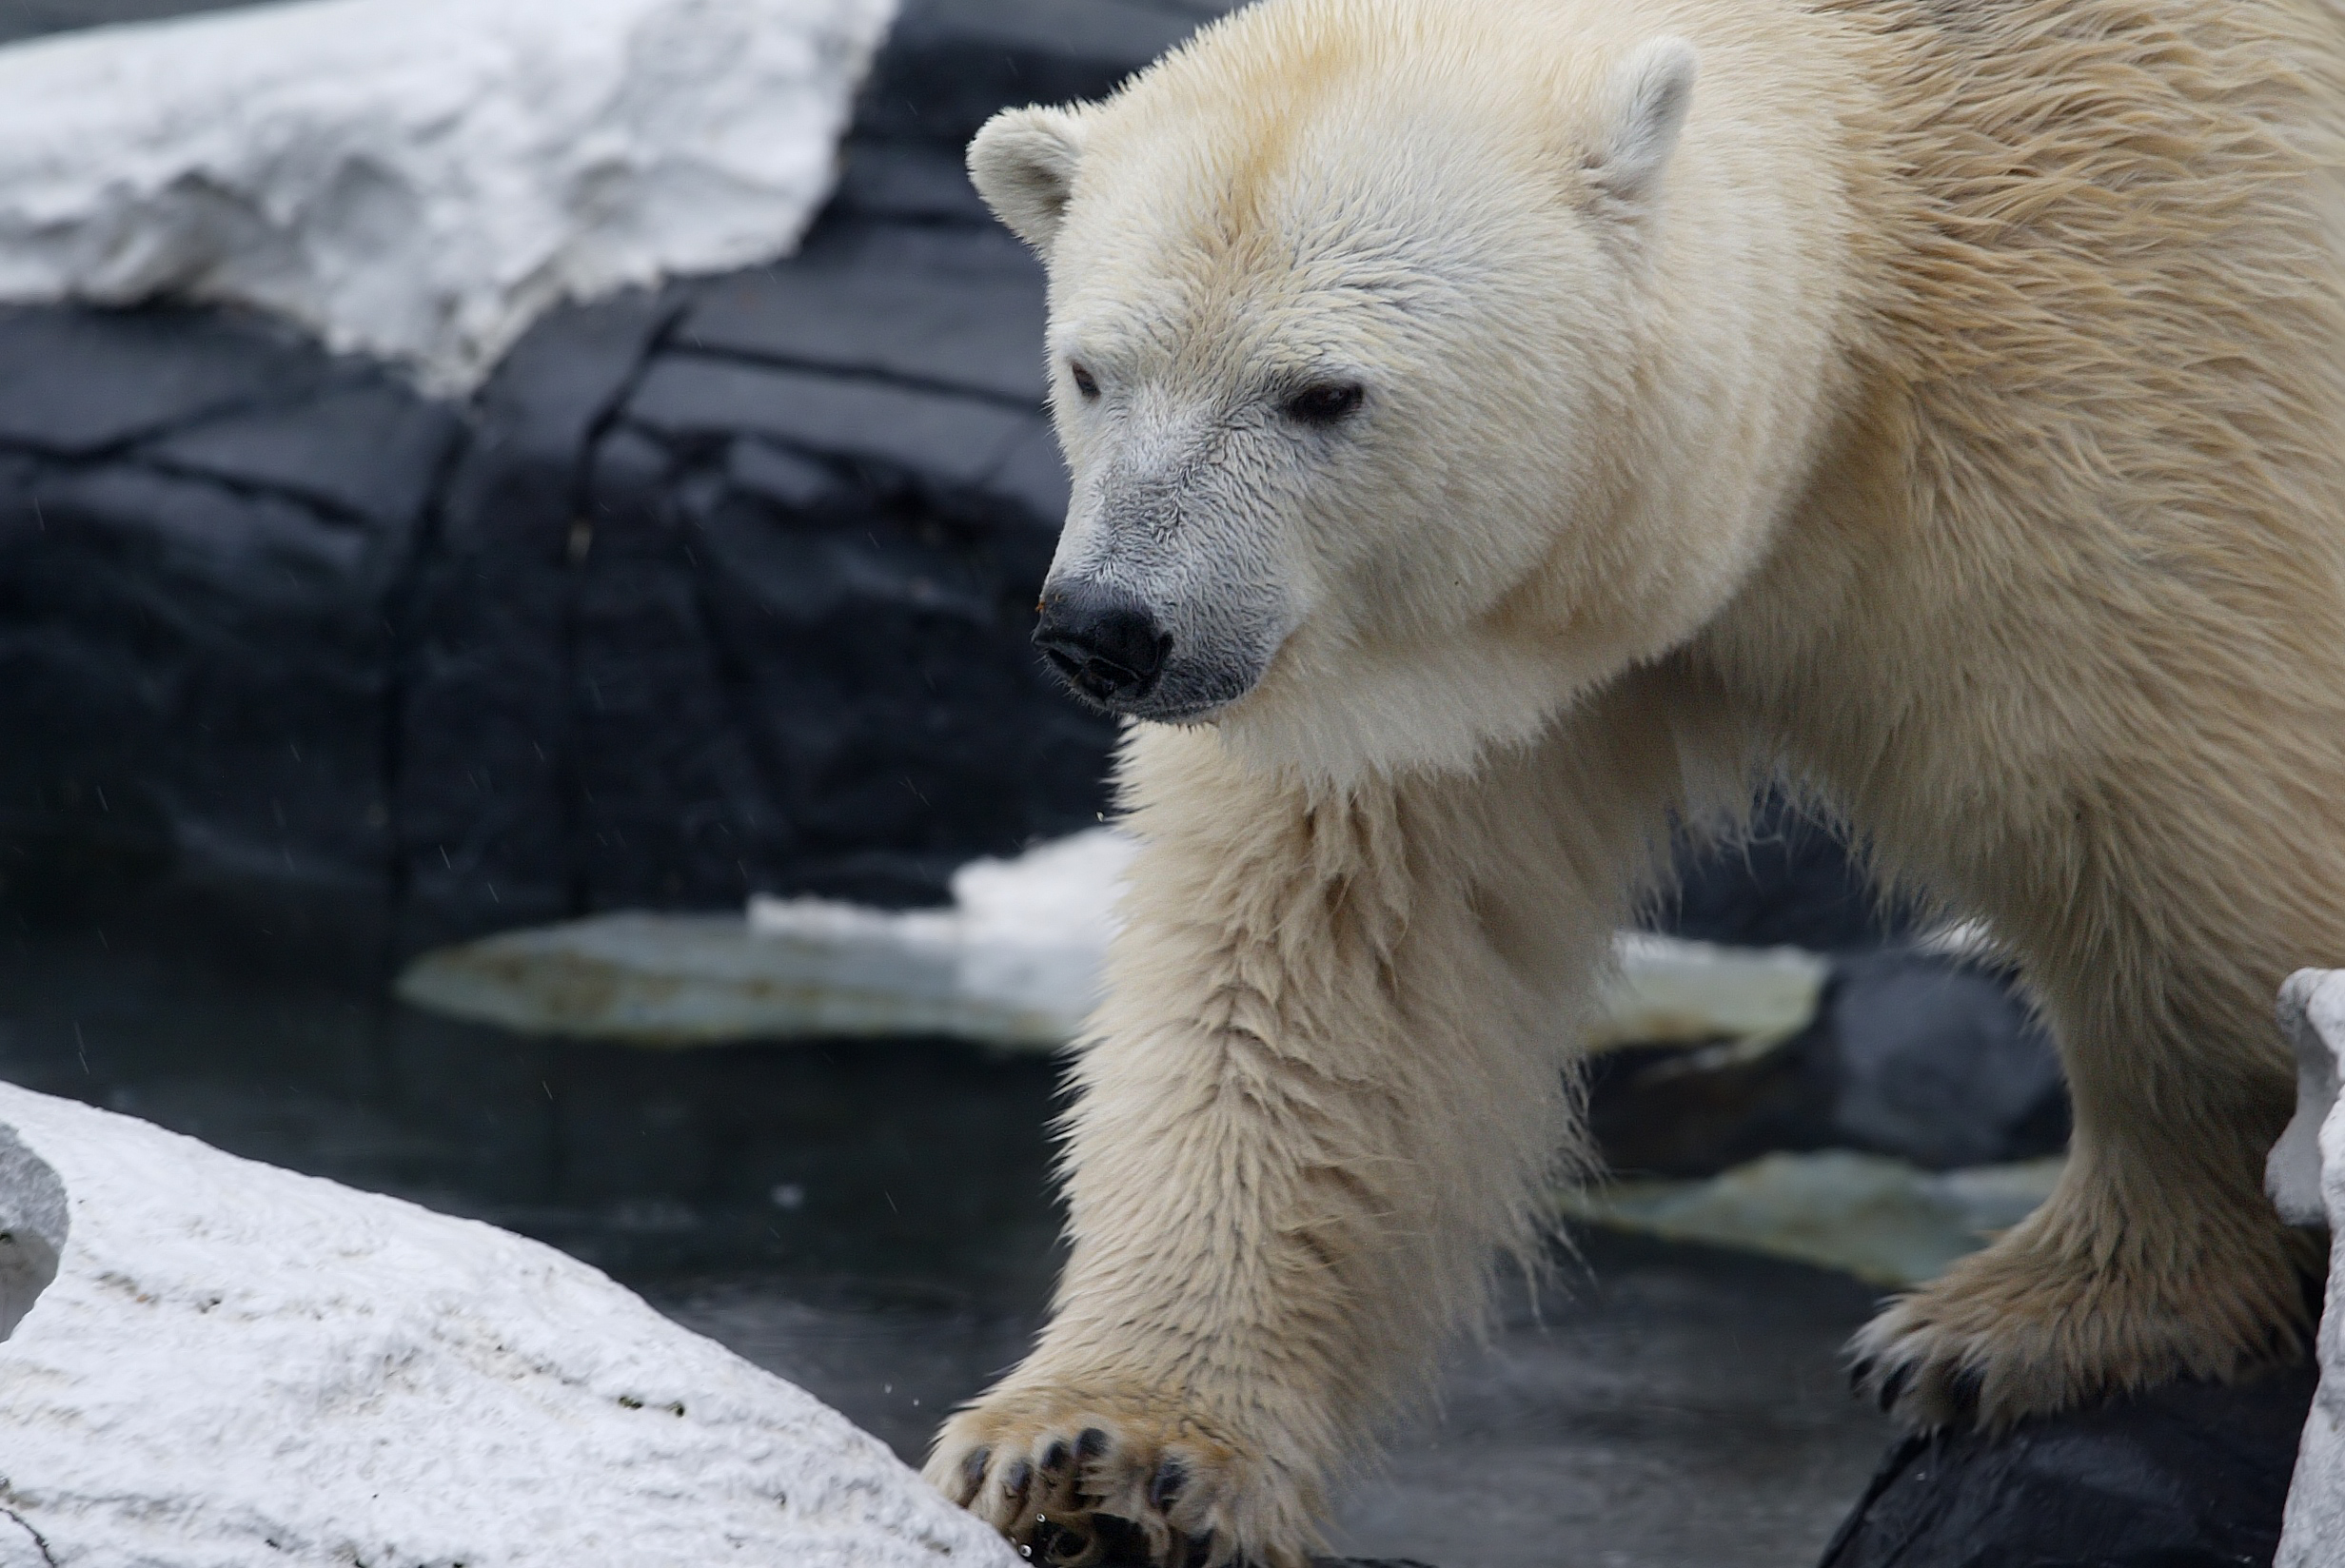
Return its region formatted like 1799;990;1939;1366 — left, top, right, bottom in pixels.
1588;36;1698;211
969;106;1092;254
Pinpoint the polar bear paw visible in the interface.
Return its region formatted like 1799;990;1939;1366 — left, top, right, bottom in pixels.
924;1383;1320;1568
1848;1204;2318;1432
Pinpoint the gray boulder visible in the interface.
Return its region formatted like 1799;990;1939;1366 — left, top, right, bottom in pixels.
1589;948;2068;1178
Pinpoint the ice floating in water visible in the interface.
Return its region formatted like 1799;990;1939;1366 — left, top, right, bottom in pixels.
1563;1150;2065;1285
1606;930;1825;1047
398;831;1134;1049
397;830;1828;1052
747;827;1138;1039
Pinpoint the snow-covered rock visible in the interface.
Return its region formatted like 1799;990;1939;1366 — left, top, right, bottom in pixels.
0;1080;1013;1567
0;0;895;392
2277;968;2345;1568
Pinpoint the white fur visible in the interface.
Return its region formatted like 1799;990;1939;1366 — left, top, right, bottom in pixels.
966;107;1089;252
1592;36;1700;207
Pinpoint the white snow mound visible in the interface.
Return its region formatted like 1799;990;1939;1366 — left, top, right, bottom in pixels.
0;1080;1013;1567
0;0;896;392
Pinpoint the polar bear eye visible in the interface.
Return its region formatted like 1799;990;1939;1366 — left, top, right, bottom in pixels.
1068;362;1100;400
1284;382;1365;425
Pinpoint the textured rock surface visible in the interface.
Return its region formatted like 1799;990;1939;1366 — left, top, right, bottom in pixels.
0;305;457;915
0;1079;1017;1567
387;0;1252;937
0;0;895;391
852;0;1226;150
2276;969;2345;1568
1818;1369;2315;1568
1650;792;1920;952
1821;950;2068;1167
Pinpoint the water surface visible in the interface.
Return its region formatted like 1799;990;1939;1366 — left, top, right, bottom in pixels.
0;891;1892;1566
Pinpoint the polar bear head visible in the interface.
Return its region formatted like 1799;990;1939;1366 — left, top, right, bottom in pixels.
973;0;1841;780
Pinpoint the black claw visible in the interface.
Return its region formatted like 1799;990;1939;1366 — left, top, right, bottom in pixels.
1003;1460;1035;1501
1076;1425;1111;1461
1041;1440;1072;1474
1149;1459;1187;1513
1945;1365;1984;1419
961;1446;993;1495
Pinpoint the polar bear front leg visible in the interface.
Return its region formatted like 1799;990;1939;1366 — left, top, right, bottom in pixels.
927;719;1675;1566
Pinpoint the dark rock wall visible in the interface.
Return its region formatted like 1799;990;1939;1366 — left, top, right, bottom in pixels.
1654;791;1919;953
0;0;1254;950
390;0;1261;942
0;308;462;921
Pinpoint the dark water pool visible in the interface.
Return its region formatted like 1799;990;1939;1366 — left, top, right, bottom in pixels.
0;888;1894;1566
0;0;263;47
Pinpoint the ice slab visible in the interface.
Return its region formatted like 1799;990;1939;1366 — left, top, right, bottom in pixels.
1563;1149;2065;1286
0;0;895;392
1607;929;1828;1046
0;1079;1014;1567
397;830;1829;1051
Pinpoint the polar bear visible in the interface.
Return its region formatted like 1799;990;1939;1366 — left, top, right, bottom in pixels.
927;0;2345;1560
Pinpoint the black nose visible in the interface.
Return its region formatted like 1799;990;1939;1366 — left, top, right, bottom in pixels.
1034;580;1171;703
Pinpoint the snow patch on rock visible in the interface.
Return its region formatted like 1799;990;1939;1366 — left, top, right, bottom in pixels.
0;0;896;392
0;1080;1013;1567
2278;968;2345;1568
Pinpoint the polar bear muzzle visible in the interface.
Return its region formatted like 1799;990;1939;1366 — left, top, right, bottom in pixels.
1034;579;1172;706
